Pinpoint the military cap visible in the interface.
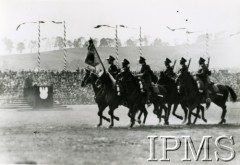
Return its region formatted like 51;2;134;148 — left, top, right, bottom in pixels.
138;56;146;62
180;57;187;64
199;57;205;64
106;55;115;61
165;58;172;64
122;59;130;65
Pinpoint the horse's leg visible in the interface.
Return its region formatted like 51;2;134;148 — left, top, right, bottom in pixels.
180;103;188;124
141;105;148;125
186;106;194;125
167;103;172;121
137;111;143;124
108;106;117;128
200;105;207;123
97;104;109;127
172;103;183;120
161;104;169;125
219;105;227;124
129;105;138;128
193;106;201;124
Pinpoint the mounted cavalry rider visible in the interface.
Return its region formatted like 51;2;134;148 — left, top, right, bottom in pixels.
178;57;188;74
196;57;212;102
116;59;134;96
164;58;176;79
106;55;119;79
136;56;153;104
176;57;189;93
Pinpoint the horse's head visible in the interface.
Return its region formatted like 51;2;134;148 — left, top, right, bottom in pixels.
176;71;196;93
81;68;91;87
81;68;100;87
98;71;112;86
158;71;174;85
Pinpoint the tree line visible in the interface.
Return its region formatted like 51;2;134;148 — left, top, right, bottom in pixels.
2;33;213;54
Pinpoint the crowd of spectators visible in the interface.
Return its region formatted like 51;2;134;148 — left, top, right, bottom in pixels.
0;69;94;105
0;69;239;106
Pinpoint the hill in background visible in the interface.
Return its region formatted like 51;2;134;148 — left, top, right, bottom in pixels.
0;38;239;72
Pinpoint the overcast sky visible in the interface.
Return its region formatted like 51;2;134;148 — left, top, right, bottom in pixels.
0;0;240;53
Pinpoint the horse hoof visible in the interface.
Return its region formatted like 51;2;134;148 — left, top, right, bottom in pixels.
164;122;169;126
203;119;207;123
115;117;120;121
96;124;102;127
219;119;226;124
106;118;110;122
140;123;145;127
186;122;191;125
137;120;141;124
108;125;113;128
178;116;183;120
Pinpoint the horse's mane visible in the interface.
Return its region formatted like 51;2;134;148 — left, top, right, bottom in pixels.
186;72;198;89
90;72;99;81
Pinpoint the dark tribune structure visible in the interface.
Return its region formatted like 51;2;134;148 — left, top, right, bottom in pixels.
0;0;240;164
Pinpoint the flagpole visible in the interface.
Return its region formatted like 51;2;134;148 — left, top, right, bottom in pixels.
115;25;119;67
139;26;142;56
37;21;41;70
63;21;67;71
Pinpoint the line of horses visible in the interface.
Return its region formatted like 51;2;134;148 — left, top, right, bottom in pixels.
81;69;237;128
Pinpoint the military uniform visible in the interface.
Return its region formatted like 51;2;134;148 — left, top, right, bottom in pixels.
196;57;212;103
106;55;119;79
116;59;134;96
178;57;188;74
137;56;153;104
164;58;176;78
196;62;210;87
108;64;119;78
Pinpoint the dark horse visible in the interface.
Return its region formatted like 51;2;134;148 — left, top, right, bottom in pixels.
157;71;205;124
81;69;121;128
177;71;237;124
157;71;189;124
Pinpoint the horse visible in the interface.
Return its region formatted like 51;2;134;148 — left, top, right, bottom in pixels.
177;71;237;124
157;71;205;124
81;69;112;127
176;71;209;125
194;78;237;124
136;79;169;125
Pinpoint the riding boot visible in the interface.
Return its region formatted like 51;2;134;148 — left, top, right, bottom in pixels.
146;91;152;107
205;90;211;103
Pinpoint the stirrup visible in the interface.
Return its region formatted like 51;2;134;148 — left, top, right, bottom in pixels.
206;98;211;103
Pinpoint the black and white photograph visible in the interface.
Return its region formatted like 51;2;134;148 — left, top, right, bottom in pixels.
0;0;240;164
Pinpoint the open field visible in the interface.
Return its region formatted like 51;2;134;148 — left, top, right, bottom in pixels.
0;103;240;164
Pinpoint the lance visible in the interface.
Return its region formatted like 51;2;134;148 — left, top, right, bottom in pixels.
187;58;191;70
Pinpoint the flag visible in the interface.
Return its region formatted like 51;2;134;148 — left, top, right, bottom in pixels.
85;39;101;67
52;21;63;24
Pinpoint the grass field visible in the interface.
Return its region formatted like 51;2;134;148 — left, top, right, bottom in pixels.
0;103;240;164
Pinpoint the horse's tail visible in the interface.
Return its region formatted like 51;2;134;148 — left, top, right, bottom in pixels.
226;85;237;102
